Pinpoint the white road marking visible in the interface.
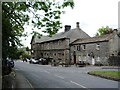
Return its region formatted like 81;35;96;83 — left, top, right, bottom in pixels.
26;78;34;88
12;85;14;88
44;70;50;74
15;69;19;70
70;81;87;88
53;67;57;68
55;74;64;79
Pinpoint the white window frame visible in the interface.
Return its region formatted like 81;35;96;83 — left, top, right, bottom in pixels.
83;45;86;50
96;43;100;50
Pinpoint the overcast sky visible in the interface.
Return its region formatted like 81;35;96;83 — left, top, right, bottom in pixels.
21;0;119;48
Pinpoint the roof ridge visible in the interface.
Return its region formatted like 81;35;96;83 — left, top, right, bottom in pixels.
72;33;115;44
33;27;90;43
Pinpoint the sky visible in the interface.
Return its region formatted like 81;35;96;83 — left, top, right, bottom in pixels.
21;0;120;48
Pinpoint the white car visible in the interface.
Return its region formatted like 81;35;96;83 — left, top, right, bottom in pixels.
26;58;30;62
29;59;39;64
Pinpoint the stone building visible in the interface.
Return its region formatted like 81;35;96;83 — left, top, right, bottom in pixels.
71;30;120;65
31;22;120;65
30;22;90;64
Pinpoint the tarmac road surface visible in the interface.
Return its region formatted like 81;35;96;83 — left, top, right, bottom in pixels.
14;60;119;89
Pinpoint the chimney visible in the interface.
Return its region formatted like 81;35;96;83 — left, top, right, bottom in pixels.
65;25;71;32
76;22;80;28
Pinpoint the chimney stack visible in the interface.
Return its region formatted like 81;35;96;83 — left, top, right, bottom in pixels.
65;25;71;32
76;22;80;28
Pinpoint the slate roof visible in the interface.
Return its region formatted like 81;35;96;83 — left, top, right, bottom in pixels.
72;33;115;45
32;27;90;44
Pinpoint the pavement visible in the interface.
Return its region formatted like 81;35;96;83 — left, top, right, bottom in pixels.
55;64;120;70
2;68;33;89
15;70;33;89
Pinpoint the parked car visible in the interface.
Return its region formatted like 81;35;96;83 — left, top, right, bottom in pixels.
2;59;12;76
8;59;14;68
26;58;30;62
39;58;48;65
29;58;39;64
23;58;27;62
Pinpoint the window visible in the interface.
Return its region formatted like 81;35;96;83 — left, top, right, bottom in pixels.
96;44;100;50
39;44;41;49
77;45;81;51
44;53;46;56
47;43;50;49
50;42;52;49
97;56;100;61
74;46;76;50
58;53;61;58
34;50;35;53
58;40;62;46
83;45;86;50
50;53;53;57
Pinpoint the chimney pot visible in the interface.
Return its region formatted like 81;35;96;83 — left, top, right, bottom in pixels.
76;22;80;28
65;25;71;32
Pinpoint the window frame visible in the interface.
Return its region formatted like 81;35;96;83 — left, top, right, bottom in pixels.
77;45;81;51
83;45;86;50
96;43;100;50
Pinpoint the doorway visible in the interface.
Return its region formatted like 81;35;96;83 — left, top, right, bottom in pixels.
73;51;76;64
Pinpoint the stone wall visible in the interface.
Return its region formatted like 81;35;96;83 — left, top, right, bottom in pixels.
108;56;120;66
32;38;70;64
109;34;119;56
71;41;110;65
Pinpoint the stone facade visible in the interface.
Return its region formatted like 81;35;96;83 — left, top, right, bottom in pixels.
31;22;90;64
71;30;120;65
31;22;120;65
71;41;110;65
36;38;70;64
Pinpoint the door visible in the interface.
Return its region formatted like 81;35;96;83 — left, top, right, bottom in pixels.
73;51;76;64
41;53;43;57
92;58;95;65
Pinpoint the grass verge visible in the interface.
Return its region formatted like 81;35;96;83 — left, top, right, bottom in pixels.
87;71;120;81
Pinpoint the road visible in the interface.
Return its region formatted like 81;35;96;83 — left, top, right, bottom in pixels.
14;60;119;89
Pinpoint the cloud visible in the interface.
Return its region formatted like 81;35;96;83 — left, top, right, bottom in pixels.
60;0;119;36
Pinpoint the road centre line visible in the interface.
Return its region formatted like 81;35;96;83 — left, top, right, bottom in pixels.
15;69;19;70
43;70;65;79
54;74;64;79
44;70;50;74
70;81;87;89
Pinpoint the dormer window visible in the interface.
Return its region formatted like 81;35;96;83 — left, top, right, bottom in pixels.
96;44;100;50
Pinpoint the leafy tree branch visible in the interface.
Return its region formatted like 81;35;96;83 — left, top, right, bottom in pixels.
2;0;74;59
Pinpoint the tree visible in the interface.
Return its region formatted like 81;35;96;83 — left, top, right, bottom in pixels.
21;52;32;59
2;0;74;59
96;26;113;36
16;49;25;59
26;46;30;51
